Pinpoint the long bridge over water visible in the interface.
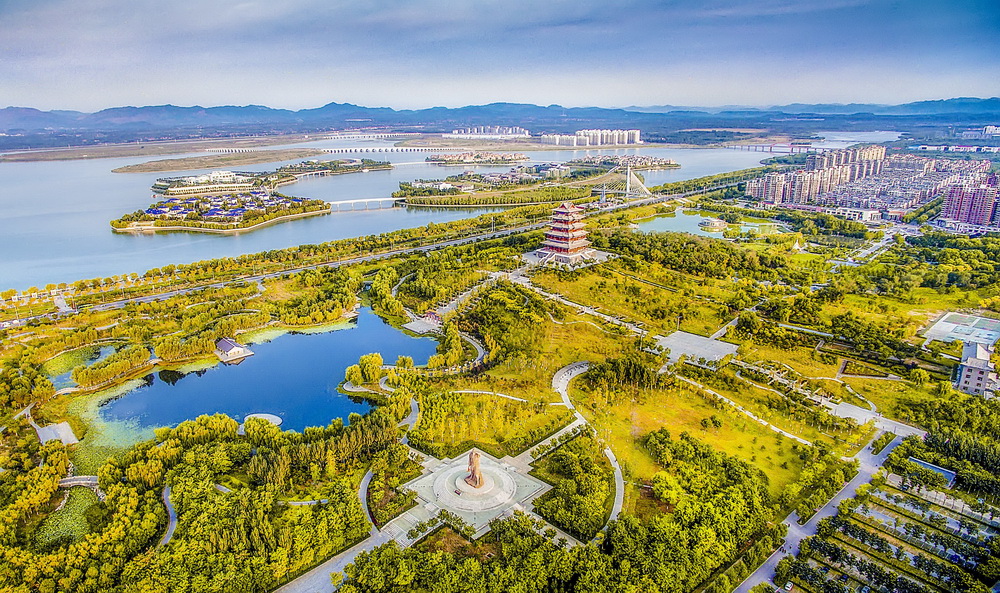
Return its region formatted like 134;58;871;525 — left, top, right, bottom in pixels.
326;197;403;211
204;146;458;155
727;144;833;154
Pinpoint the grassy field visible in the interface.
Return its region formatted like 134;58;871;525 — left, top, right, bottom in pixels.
571;380;805;507
111;148;327;173
436;311;635;403
415;526;498;560
411;389;574;458
840;376;938;421
530;264;726;337
738;341;841;379
0;133;320;162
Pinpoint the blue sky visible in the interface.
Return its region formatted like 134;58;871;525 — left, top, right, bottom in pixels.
1;0;998;110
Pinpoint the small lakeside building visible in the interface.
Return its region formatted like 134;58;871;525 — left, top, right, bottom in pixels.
215;338;254;363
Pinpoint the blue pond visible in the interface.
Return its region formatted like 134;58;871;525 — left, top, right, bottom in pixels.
98;307;439;432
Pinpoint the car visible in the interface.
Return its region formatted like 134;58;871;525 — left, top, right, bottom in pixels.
860;586;871;593
839;574;849;582
784;582;794;591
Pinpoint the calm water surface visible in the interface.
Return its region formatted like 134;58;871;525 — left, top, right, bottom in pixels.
637;209;783;238
0;140;772;290
97;307;438;431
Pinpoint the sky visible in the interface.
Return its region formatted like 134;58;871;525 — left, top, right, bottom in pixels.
1;0;998;111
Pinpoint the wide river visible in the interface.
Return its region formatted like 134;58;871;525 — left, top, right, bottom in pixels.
0;131;897;291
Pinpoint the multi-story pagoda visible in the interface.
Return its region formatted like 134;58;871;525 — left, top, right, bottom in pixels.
539;202;593;264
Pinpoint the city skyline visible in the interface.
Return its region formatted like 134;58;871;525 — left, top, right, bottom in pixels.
2;0;999;111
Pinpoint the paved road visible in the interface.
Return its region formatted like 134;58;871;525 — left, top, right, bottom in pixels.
159;485;178;547
734;435;904;593
550;361;591;408
825;401;926;438
452;390;527;403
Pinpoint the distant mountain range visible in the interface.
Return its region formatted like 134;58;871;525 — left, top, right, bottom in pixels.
2;97;998;133
629;97;1000;115
0;102;648;132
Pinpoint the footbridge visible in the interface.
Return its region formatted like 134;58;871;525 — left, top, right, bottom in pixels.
327;197;403;211
59;475;106;501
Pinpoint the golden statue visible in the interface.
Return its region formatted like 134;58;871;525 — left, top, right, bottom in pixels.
465;449;484;488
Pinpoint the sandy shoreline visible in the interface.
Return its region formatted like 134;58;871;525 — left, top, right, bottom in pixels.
111;148;328;173
0;132;325;162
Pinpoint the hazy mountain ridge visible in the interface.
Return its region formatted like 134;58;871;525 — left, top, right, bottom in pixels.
625;97;1000;116
3;98;998;133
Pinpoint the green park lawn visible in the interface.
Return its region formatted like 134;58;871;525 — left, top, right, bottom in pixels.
411;389;574;459
33;488;99;548
530;264;726;337
570;380;805;510
436;310;636;404
840;376;939;422
737;341;842;380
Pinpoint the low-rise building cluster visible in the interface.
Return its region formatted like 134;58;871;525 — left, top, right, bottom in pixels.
143;191;313;222
425;151;528;163
566;154;676;169
152;170;258;196
912;144;1000;153
539;129;641;146
442;126;530;139
450;162;573;186
959;125;1000;140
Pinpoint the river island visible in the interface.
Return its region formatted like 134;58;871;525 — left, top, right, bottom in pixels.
110;159;392;233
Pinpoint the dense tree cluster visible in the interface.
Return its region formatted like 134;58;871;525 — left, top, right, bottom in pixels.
70;346;150;387
603;231;789;281
778;446;857;519
584;355;665;391
643;429;773;580
405;186;590;206
0;351;55;409
458;281;555;366
0;411;397;592
888;430;1000;496
532;432;614;540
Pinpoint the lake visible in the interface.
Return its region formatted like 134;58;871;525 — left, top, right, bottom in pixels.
637;209;784;238
0;139;773;290
96;307;439;432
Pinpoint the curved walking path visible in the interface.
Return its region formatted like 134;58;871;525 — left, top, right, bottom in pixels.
452;389;527;403
159;485;177;547
549;362;625;526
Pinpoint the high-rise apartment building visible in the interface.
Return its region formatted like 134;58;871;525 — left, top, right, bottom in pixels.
942;182;999;225
751;145;886;205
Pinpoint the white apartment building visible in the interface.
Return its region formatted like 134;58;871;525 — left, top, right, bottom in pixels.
955;342;999;397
